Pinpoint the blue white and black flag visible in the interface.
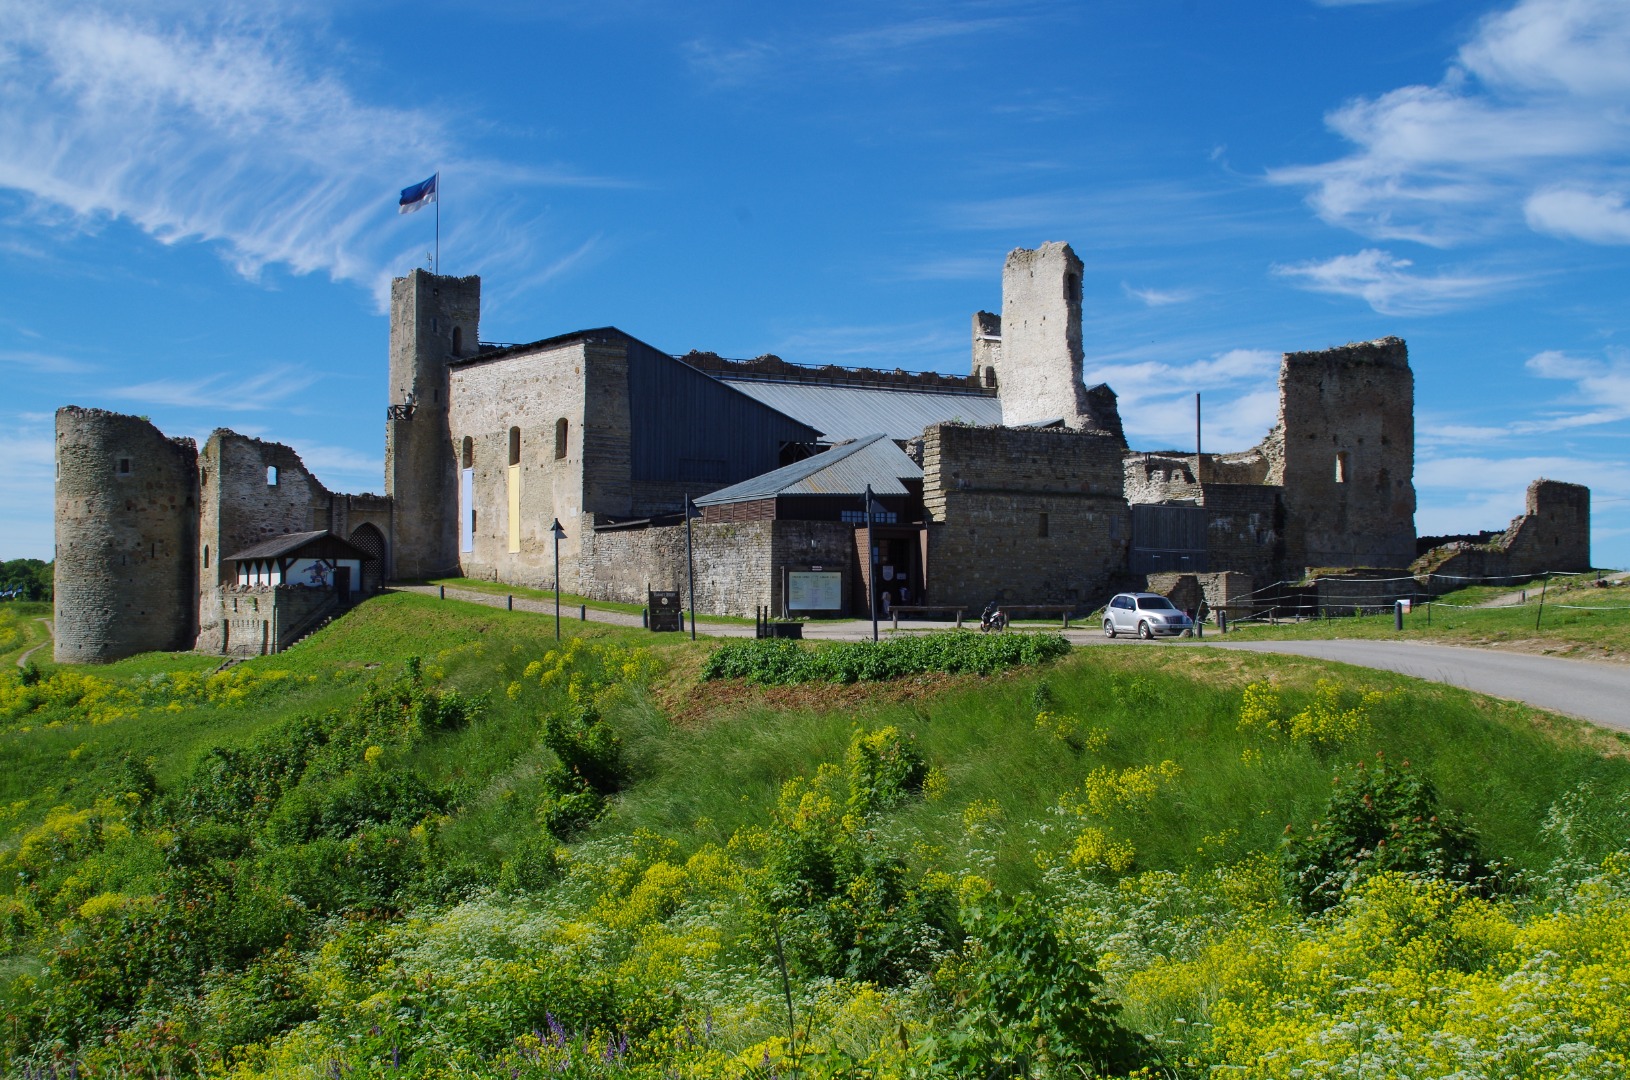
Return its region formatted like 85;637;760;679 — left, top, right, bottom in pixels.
398;173;438;215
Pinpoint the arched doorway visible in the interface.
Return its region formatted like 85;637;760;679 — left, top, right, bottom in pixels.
349;523;386;594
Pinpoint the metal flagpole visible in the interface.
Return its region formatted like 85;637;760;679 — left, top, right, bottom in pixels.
435;174;440;275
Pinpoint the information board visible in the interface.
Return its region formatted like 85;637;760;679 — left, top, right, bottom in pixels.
788;571;843;611
648;590;682;632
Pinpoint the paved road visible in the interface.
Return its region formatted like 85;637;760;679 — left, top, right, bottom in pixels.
393;586;1630;733
1195;639;1630;734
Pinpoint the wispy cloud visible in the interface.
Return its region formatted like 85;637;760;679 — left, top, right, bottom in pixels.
1122;283;1197;308
1271;0;1630;245
766;321;965;372
0;349;99;374
1272;248;1517;314
106;365;321;412
0;419;56;558
0;1;619;306
1086;347;1282;450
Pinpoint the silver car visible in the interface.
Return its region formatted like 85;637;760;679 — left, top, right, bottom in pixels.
1103;592;1194;639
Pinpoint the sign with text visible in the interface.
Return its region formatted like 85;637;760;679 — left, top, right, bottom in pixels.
648;590;682;632
788;571;843;611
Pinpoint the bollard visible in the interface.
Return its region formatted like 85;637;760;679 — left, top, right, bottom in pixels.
1195;611;1202;638
1218;610;1228;634
642;609;648;629
1394;600;1404;631
580;604;586;621
679;611;685;631
438;585;445;600
507;595;513;611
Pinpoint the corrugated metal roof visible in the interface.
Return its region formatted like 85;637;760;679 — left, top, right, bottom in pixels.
714;378;1002;441
695;434;922;505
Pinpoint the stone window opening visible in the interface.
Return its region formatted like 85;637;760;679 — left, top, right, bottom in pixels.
203;545;210;568
461;437;473;469
555;418;569;460
509;426;521;467
1038;512;1050;538
117;457;131;475
984;365;997;388
267;466;279;486
1335;451;1349;484
452;326;464;355
1064;271;1079;300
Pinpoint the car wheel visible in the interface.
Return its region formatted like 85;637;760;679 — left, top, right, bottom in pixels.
1138;620;1153;640
1104;619;1116;638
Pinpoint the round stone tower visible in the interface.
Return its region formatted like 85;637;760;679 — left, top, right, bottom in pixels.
54;407;200;663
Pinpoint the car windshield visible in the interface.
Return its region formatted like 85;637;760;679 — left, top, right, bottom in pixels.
1137;596;1177;610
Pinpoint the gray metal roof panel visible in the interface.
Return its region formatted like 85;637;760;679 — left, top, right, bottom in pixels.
713;379;1002;441
695;434;922;505
225;530;375;563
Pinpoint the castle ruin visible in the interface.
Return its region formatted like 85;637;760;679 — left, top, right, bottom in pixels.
53;242;1593;660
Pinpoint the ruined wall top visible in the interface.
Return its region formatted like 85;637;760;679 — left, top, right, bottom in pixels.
1284;336;1409;370
678;350;993;395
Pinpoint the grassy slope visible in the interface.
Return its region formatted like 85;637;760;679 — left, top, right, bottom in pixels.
0;603;52;669
5;592;1630;1074
1220;578;1630;659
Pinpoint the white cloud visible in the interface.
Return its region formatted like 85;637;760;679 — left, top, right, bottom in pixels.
1414;452;1626;536
0;422;56;559
0;1;617;305
1272;248;1515;314
1524;187;1630;243
768;321;965;370
0;349;99;374
1526;347;1630;415
1271;0;1630;245
1086;347;1281;450
1122;283;1197;307
106;365;321;412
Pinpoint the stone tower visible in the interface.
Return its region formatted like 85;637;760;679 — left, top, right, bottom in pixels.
1272;338;1416;570
54;407;199;663
976;242;1098;429
385;269;480;579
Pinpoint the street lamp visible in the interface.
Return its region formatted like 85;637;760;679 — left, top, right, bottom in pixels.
865;484;879;643
549;518;566;641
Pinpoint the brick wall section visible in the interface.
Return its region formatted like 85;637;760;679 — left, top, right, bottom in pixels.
196;430;336;652
580;519;854;616
922;423;1129;610
54;407;199;663
386;270;479;578
1276;338;1416;570
1416;479;1591;583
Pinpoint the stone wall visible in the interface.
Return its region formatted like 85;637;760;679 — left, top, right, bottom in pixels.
196;430;336;652
447;338;595;593
54;408;199;663
922;423;1129;610
1275;338;1416;570
1415;479;1591;584
579;518;855;616
386;270;479;578
218;585;336;655
1196;483;1284;589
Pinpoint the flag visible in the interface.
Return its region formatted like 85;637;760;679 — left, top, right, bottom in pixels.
399;173;438;215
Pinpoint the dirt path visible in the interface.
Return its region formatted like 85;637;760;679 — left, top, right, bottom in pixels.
16;617;52;668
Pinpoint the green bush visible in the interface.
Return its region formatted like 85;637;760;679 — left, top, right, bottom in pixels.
701;630;1071;684
1284;754;1492;911
920;898;1148;1078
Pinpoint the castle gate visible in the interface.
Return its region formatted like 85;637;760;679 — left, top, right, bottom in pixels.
349;523;386;594
1130;504;1207;574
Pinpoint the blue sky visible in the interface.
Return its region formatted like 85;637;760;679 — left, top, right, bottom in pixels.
1;0;1627;567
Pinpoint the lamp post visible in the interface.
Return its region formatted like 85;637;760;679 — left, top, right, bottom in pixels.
549;518;566;641
684;494;698;642
865;484;879;643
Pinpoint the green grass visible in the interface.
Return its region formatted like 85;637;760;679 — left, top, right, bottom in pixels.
6;590;1630;1076
0;603;52;669
1223;577;1630;658
424;576;759;625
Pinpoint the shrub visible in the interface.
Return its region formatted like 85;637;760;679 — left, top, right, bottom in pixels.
921;898;1148;1077
844;725;927;816
701;631;1071;685
1284;754;1491;911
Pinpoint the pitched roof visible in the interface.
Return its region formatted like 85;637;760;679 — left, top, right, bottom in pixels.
694;434;921;505
225;530;376;563
712;379;1002;441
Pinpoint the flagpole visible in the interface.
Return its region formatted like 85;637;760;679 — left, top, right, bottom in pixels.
435;174;440;275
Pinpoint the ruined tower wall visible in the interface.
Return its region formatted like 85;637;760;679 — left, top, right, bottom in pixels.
922;424;1128;610
54;408;198;663
195;431;336;653
993;243;1093;428
1417;479;1591;582
387;270;479;579
1275;338;1416;570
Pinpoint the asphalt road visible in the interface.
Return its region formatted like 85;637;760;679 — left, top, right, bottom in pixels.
1194;639;1630;734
